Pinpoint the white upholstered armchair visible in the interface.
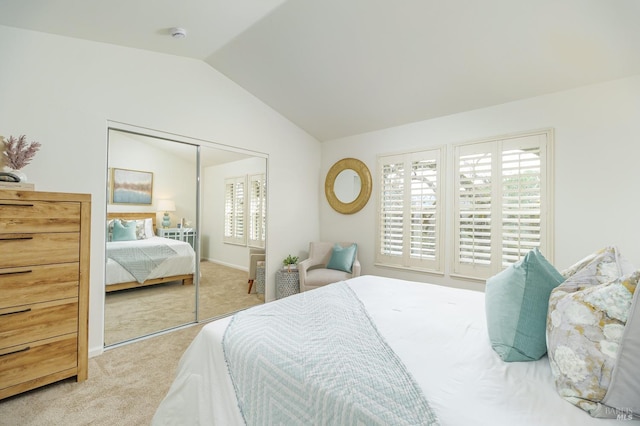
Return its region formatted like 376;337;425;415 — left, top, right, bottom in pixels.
298;242;361;292
247;248;265;294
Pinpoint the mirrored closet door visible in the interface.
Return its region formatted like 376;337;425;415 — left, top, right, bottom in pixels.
105;129;198;346
198;146;267;320
105;127;267;347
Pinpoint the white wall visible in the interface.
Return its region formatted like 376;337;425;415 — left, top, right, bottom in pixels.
0;25;321;356
321;75;640;291
201;156;266;268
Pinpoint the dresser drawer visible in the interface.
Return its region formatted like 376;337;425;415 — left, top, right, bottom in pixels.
0;233;79;268
0;200;81;234
0;334;77;391
0;299;78;349
0;263;79;309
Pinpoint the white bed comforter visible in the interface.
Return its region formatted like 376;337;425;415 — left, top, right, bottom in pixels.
105;236;195;286
153;275;621;426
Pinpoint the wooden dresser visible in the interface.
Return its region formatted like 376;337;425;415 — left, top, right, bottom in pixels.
0;190;91;399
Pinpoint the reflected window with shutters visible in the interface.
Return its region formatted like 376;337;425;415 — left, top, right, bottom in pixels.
224;176;246;245
248;173;266;248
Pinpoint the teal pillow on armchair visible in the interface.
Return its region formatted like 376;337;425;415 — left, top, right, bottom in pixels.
326;243;357;273
485;248;564;362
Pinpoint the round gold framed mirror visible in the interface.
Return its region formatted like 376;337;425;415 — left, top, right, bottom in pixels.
325;158;372;214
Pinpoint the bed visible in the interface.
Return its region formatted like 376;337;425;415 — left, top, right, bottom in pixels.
106;212;196;292
152;275;628;425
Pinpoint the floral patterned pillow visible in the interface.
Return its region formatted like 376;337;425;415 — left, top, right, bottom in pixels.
134;219;150;239
107;219;115;241
560;246;636;282
547;247;640;418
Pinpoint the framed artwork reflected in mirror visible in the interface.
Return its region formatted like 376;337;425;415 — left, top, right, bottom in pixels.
110;167;153;205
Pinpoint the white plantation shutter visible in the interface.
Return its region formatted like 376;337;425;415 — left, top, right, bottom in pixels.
377;149;443;272
456;146;493;268
223;176;246;245
248;173;266;248
409;157;439;265
501;139;541;266
453;130;552;279
379;156;405;262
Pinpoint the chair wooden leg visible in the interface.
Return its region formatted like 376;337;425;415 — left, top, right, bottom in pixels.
247;279;254;294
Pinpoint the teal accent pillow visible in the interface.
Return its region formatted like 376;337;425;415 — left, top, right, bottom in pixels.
485;248;564;362
111;219;137;242
326;243;357;273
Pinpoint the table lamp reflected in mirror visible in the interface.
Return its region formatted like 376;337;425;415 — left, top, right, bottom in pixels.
157;199;176;228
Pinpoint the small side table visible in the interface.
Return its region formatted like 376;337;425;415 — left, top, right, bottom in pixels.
276;269;300;299
157;227;197;250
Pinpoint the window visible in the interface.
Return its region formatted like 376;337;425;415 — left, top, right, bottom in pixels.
376;148;444;272
223;176;245;245
375;129;553;280
248;173;266;248
453;130;553;279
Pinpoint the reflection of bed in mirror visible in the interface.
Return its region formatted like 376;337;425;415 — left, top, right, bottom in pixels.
106;212;195;292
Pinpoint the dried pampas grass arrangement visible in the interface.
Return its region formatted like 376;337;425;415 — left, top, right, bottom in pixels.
3;135;41;170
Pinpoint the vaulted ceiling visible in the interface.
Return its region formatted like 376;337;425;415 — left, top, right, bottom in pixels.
1;0;639;141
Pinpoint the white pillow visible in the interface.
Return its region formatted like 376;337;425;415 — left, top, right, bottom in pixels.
144;218;154;238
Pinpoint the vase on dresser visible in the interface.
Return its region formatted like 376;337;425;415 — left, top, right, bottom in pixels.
2;166;27;182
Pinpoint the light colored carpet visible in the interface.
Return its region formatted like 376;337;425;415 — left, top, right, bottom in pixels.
0;323;206;426
0;262;264;425
105;261;264;345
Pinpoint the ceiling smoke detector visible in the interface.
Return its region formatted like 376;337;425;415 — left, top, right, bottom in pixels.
170;27;187;39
